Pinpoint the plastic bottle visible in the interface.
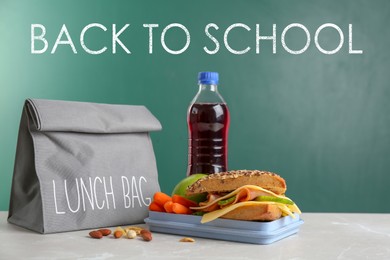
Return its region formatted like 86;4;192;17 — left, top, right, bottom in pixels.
187;72;230;176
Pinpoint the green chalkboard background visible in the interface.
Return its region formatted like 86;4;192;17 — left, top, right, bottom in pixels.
1;0;389;213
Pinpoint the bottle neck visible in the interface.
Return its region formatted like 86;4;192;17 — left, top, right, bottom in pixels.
192;83;226;104
199;84;218;93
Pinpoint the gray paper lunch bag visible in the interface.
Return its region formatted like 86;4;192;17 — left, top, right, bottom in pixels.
8;99;162;233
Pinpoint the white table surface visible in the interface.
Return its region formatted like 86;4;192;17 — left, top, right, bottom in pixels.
0;212;389;260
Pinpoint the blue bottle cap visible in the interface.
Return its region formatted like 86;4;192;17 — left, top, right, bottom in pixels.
198;72;219;85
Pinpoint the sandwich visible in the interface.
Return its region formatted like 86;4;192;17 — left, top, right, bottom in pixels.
186;170;301;223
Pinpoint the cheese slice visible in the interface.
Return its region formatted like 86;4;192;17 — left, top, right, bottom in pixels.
201;201;296;223
287;203;302;214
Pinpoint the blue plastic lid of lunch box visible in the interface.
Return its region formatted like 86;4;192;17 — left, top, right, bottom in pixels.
144;211;304;245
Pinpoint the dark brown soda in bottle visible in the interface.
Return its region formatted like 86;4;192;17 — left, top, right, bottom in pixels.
187;72;230;176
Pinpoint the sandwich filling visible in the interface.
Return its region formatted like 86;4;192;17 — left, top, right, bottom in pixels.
190;185;301;223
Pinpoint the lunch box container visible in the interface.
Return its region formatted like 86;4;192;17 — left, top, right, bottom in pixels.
144;211;304;244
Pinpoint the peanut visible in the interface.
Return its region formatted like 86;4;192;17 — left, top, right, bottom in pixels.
89;230;103;239
125;226;143;235
140;229;152;241
98;229;111;236
113;230;123;239
179;237;195;242
126;230;137;239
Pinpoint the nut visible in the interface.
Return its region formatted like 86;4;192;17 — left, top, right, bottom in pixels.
113;230;123;239
140;229;152;241
98;229;112;236
126;230;137;239
125;226;144;235
114;227;126;236
89;230;103;239
179;237;195;243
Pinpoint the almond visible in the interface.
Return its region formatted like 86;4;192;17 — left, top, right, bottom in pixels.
114;226;126;236
113;230;123;239
140;229;152;241
89;230;103;239
98;229;112;236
